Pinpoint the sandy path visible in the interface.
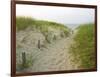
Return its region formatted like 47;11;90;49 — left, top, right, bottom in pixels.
26;33;78;72
16;29;79;73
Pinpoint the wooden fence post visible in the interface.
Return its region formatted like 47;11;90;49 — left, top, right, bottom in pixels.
38;40;41;49
22;52;26;68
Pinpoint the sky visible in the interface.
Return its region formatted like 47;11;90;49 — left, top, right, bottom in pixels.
16;4;95;25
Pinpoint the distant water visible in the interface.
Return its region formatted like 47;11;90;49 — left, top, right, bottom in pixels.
65;24;80;30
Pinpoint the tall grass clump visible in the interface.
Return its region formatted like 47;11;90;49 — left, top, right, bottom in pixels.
16;16;35;30
70;23;95;69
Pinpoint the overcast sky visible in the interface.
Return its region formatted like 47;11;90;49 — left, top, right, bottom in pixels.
16;4;95;25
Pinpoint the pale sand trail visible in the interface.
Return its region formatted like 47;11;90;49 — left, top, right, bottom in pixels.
28;32;78;72
16;29;79;72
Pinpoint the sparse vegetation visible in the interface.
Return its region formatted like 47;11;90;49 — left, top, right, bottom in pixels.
70;23;95;68
16;49;33;71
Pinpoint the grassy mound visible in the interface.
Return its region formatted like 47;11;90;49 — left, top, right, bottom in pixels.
70;23;95;69
16;16;70;71
16;16;69;35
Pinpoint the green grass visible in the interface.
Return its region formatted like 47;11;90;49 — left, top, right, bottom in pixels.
16;17;35;30
16;16;69;36
70;23;95;69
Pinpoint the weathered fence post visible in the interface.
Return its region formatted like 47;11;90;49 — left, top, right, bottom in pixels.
53;35;57;40
22;52;26;68
72;30;74;34
38;40;40;49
